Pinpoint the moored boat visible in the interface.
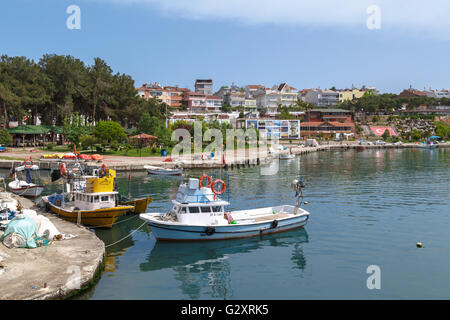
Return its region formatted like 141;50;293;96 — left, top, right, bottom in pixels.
8;159;44;198
140;175;310;241
44;166;133;228
144;165;183;176
279;153;295;160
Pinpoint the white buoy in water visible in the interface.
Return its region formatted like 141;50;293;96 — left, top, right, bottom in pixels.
304;201;309;205
416;242;423;248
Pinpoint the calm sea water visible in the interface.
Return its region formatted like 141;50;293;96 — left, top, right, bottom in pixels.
14;149;450;299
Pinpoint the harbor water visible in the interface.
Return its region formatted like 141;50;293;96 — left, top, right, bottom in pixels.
15;148;450;299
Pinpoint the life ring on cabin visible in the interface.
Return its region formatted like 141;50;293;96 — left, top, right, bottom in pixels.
205;226;215;236
100;164;108;177
211;179;226;195
24;159;33;168
199;175;212;188
271;220;278;229
60;163;67;176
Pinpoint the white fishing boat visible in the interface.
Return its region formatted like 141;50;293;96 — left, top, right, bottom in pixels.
8;160;44;198
140;175;310;241
279;153;295;160
144;165;183;176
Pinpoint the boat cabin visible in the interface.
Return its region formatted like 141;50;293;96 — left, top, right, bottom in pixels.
171;178;229;225
71;191;119;211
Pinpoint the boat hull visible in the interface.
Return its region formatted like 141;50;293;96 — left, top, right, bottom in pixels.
121;197;153;214
279;154;295;160
48;203;132;228
146;169;183;176
140;213;309;241
8;184;44;198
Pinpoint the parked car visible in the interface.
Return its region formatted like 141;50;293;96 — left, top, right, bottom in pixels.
358;140;373;146
374;140;386;145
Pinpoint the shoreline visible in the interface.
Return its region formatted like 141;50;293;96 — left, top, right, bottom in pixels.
0;142;447;172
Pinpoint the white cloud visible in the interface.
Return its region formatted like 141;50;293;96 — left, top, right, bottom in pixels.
103;0;450;38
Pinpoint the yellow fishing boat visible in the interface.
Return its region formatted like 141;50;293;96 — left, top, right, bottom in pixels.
45;167;133;228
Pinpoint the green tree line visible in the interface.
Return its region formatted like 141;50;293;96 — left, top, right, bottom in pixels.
0;54;167;128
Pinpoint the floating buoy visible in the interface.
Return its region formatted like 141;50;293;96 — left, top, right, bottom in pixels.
416;242;423;248
304;201;309;205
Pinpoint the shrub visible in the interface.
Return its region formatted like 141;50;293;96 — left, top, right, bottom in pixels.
0;128;12;146
45;142;56;150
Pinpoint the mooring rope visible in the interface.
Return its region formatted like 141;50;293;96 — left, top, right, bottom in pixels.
104;221;148;248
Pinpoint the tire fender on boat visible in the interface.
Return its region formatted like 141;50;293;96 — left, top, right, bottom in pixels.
205;226;215;236
271;220;278;229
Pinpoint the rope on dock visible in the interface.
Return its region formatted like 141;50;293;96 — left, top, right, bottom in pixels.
104;221;148;248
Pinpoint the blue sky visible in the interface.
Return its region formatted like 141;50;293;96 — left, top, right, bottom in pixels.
1;0;449;93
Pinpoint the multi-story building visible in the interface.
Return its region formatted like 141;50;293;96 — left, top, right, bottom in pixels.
244;99;257;112
304;89;339;107
205;95;223;112
195;79;213;96
423;88;450;99
136;82;164;102
277;83;298;106
162;86;189;108
253;83;299;113
182;92;223;112
182;91;206;112
338;88;367;103
301;109;356;138
245;85;264;99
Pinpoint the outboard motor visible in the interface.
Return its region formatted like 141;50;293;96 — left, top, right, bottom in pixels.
292;176;306;214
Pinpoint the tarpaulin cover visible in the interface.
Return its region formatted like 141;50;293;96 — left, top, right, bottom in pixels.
1;216;37;248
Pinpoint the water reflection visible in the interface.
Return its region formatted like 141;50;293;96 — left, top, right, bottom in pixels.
140;228;309;299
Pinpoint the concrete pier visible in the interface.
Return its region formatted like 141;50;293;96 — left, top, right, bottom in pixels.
0;196;104;300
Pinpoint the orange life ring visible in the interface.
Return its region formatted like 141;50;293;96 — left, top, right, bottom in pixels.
24;158;33;168
60;163;67;176
199;175;212;188
211;179;226;195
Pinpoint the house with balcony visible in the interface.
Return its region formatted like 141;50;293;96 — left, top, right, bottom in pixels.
163;86;190;108
136;82;164;102
253;83;299;113
304;89;339;107
182;91;207;112
205;95;223;112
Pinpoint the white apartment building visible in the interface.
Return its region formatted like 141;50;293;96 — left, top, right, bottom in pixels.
424;88;450;99
304;89;340;107
253;83;299;113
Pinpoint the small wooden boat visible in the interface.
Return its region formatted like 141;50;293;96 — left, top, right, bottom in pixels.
8;160;44;198
121;196;153;214
144;165;183;176
279;153;295;160
140;175;310;241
